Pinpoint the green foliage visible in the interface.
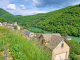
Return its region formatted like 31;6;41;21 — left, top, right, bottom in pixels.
1;4;80;37
0;26;51;60
10;4;80;37
0;18;6;23
67;40;80;60
0;8;18;22
20;27;23;30
14;26;17;30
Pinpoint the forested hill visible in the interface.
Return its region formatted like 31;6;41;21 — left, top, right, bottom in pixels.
1;4;80;37
0;8;16;21
10;4;80;37
15;15;23;17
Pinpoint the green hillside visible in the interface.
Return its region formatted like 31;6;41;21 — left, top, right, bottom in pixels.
0;8;16;21
11;4;80;37
0;26;51;60
1;4;80;37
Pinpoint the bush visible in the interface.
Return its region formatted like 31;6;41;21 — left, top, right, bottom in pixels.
20;27;23;30
14;26;17;30
67;40;80;60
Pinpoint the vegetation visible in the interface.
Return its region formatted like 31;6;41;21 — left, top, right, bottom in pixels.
1;4;80;37
0;26;51;60
67;40;80;60
0;18;6;23
14;26;17;30
0;8;17;22
20;27;23;30
15;15;23;17
9;4;80;37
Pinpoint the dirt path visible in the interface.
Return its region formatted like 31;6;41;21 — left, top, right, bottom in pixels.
4;49;13;60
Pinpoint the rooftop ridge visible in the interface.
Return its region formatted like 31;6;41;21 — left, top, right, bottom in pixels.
52;35;64;39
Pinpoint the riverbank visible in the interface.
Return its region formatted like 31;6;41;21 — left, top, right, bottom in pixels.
28;27;80;43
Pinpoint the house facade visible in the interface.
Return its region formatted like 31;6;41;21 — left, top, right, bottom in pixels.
38;33;70;60
52;40;70;60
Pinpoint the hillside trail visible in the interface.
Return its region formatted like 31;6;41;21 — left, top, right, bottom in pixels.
0;43;13;60
4;48;13;60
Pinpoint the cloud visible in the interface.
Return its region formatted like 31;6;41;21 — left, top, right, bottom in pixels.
33;0;80;8
6;7;48;16
7;4;16;10
20;5;26;10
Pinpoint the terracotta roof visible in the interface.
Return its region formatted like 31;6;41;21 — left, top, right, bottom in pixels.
46;35;64;50
42;33;61;42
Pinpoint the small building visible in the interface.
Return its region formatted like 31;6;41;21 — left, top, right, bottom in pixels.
62;36;71;40
4;23;12;29
24;30;30;36
14;22;17;26
24;30;36;38
0;22;2;26
2;22;7;26
17;25;20;30
39;33;70;60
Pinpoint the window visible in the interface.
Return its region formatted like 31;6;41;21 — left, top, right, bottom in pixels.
61;43;64;48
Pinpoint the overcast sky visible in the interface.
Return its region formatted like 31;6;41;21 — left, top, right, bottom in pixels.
0;0;80;16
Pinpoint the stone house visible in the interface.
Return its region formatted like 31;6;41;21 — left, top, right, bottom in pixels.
4;23;13;29
13;22;21;30
39;33;70;60
24;30;36;38
2;22;7;26
14;22;17;26
62;36;71;40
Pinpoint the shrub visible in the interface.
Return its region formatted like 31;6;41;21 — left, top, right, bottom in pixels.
20;27;23;30
14;26;17;30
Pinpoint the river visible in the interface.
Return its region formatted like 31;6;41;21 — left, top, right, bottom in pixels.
29;27;80;43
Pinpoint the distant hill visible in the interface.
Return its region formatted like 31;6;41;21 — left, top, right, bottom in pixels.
0;8;16;21
15;15;23;17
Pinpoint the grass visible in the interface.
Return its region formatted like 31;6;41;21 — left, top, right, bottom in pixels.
0;26;51;60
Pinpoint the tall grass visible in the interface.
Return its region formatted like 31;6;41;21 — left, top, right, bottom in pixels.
0;26;51;60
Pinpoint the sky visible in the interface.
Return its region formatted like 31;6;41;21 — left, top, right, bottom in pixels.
0;0;80;16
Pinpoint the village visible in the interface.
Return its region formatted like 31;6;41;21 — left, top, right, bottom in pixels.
0;22;72;60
